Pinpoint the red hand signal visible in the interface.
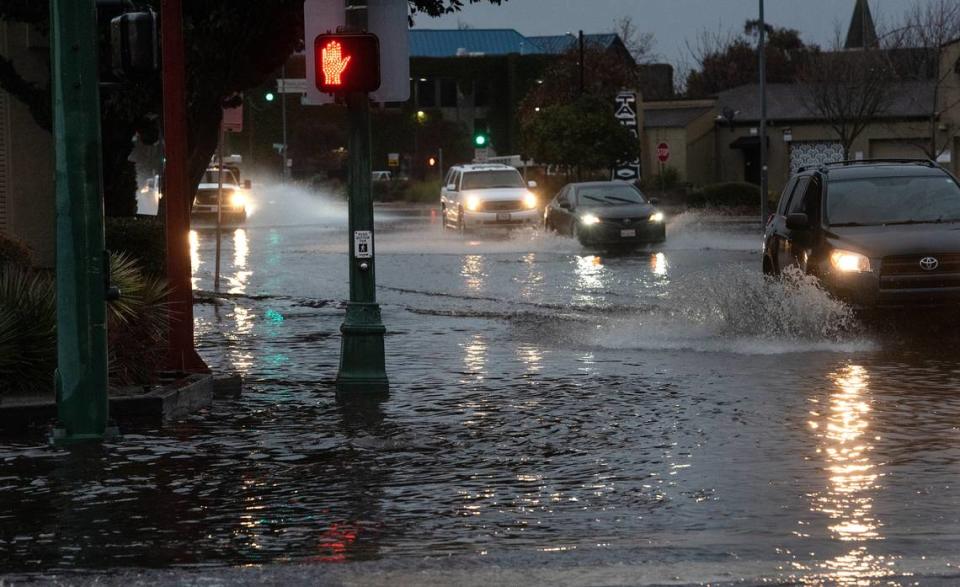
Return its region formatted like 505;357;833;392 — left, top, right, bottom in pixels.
321;41;351;86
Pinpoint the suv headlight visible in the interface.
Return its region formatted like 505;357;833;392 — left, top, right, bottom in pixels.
580;213;601;226
229;191;247;208
649;211;664;223
830;249;871;273
465;195;481;212
523;192;538;209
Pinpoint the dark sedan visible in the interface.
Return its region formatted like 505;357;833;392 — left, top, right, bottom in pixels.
763;160;960;307
544;181;666;247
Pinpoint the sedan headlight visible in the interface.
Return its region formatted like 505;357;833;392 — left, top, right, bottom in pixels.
465;195;481;212
523;192;538;209
649;211;664;223
830;249;871;273
580;213;601;226
229;191;247;208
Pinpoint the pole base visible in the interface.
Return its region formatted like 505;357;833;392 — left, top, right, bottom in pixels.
336;302;389;396
50;423;120;445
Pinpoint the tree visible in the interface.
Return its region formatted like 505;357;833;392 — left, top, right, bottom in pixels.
521;95;637;174
684;21;819;98
612;16;656;64
0;0;505;216
799;45;897;157
886;0;960;158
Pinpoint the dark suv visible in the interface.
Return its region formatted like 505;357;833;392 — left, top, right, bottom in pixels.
763;159;960;307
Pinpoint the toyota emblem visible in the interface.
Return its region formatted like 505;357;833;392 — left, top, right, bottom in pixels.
920;256;940;271
623;219;632;226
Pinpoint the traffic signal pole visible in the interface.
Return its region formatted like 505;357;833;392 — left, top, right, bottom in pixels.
335;0;389;396
161;0;209;373
50;0;110;441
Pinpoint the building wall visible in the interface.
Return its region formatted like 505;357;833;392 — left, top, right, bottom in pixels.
938;39;960;175
0;21;55;267
644;127;687;181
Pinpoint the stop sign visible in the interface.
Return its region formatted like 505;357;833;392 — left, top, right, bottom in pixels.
657;142;670;163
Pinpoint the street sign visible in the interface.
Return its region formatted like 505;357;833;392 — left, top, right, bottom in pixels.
613;91;641;182
388;152;399;167
657;142;671;163
276;78;308;94
314;33;380;93
354;230;373;259
303;0;410;104
222;102;243;133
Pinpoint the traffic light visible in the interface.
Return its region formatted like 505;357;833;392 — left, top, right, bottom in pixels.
474;133;488;147
314;33;381;94
265;92;275;102
428;157;437;167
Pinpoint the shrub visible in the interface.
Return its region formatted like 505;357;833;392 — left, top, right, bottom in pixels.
105;216;165;277
372;179;410;202
687;182;762;208
0;232;32;268
403;179;442;203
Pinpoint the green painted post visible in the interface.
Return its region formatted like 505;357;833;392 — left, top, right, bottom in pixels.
335;0;389;396
50;0;111;441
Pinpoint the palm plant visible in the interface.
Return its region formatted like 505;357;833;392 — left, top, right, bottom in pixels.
0;264;56;395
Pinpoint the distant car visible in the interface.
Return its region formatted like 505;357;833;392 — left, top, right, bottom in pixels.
544;181;665;247
372;170;393;182
763;159;960;307
192;167;248;223
440;164;540;232
137;174;161;216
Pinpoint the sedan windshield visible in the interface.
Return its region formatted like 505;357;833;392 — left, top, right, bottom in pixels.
827;175;960;226
577;184;647;206
461;170;525;190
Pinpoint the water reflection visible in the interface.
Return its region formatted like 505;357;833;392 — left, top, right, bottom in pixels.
805;364;893;584
189;229;202;289
519;252;545;300
462;334;488;380
461;255;487;292
517;344;543;374
573;255;605;305
650;252;668;277
228;229;252;295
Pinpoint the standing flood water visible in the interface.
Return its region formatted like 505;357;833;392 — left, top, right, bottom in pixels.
2;185;960;585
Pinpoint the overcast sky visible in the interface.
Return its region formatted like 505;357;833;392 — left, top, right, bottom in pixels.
412;0;931;67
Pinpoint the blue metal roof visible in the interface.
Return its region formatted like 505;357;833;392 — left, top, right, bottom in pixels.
410;29;538;58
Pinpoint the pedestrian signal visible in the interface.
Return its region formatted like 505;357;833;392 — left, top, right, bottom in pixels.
314;33;381;94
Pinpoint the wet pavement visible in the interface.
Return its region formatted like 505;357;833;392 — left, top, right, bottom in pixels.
3;184;960;585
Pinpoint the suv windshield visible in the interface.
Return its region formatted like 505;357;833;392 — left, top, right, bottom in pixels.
461;170;524;190
203;169;238;185
827;174;960;226
577;184;647;206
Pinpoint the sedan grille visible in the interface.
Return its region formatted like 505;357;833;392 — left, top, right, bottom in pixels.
480;200;524;212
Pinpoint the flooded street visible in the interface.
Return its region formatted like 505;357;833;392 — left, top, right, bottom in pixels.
3;186;960;585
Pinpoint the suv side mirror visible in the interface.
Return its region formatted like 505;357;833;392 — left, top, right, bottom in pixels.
446;183;457;192
559;201;572;210
648;197;660;205
786;212;810;230
527;180;538;189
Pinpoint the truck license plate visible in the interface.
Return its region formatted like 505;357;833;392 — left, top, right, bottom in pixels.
620;229;637;237
497;213;512;221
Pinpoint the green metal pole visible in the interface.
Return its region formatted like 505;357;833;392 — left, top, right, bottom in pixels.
50;0;111;441
335;0;388;396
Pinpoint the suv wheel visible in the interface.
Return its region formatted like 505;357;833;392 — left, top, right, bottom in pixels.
457;206;467;235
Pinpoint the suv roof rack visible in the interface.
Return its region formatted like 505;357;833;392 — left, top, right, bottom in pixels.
798;158;937;173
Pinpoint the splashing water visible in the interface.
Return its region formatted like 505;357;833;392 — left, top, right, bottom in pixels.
245;180;349;228
663;211;762;252
596;265;872;355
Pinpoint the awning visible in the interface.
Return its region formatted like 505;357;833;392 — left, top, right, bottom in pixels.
729;136;769;149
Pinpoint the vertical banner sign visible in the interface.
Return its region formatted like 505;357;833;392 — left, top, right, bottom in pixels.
613;91;641;182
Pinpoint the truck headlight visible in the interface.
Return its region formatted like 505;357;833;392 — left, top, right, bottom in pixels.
580;213;601;226
465;195;481;212
523;192;538;209
830;249;871;273
229;191;247;208
649;211;664;223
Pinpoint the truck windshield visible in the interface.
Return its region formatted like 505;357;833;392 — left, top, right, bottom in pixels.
827;175;960;226
461;170;524;190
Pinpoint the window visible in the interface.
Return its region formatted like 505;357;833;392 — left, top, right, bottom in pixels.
777;178;797;215
575;184;647;207
461;170;524;190
826;174;960;226
556;186;570;206
440;79;458;107
450;171;461;191
785;177;810;215
417;79;436;107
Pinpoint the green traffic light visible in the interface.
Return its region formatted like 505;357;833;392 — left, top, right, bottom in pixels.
474;134;487;147
265;92;276;102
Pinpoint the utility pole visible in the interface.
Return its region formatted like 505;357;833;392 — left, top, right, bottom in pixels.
281;63;289;183
759;0;769;228
578;30;585;96
50;0;111;441
336;0;389;396
161;0;208;373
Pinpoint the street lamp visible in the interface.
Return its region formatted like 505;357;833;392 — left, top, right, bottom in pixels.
759;0;769;227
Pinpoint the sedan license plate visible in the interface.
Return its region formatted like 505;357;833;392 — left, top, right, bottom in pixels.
497;212;512;222
620;229;637;238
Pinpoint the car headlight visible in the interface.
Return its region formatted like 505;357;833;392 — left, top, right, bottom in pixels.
580;213;601;226
649;211;664;223
523;192;538;209
465;196;481;212
229;191;247;208
830;249;871;273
